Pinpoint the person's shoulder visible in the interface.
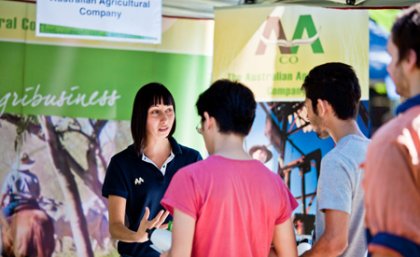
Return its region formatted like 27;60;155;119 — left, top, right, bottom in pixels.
321;147;349;173
172;160;204;183
254;160;277;175
343;135;370;151
246;160;283;183
372;117;401;141
263;168;284;187
169;137;201;159
254;164;288;195
322;146;340;162
178;144;201;157
175;156;216;178
330;135;369;156
372;107;420;144
182;157;207;171
109;144;137;163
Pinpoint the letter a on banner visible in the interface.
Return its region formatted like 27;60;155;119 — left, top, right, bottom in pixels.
36;0;162;44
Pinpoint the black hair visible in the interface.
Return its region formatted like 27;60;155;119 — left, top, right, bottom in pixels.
391;4;420;67
131;82;176;153
301;62;361;120
196;79;256;136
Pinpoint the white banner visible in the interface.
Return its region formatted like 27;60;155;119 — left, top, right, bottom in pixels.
36;0;162;44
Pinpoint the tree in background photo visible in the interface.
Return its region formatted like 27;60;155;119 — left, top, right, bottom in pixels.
0;114;130;256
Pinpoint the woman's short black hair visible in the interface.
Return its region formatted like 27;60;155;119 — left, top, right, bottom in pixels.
131;82;176;153
196;79;256;136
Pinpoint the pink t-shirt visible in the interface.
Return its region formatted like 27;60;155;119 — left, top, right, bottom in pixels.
161;155;298;257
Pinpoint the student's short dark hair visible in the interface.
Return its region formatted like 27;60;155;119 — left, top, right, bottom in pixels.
196;79;256;136
131;82;176;153
391;3;420;67
301;62;361;120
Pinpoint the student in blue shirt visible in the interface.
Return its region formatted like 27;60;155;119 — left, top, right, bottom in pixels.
102;83;202;257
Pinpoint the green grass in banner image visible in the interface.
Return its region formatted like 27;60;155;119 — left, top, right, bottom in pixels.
0;42;26;115
20;43;210;121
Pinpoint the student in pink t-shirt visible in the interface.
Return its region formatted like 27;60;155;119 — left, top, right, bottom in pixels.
160;79;298;257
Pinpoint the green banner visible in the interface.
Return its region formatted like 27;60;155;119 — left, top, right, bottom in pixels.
0;0;213;150
0;2;211;256
0;41;211;120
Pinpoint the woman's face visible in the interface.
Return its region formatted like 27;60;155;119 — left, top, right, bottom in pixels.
146;104;175;140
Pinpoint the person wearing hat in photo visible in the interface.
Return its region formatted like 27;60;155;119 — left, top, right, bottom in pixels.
0;153;41;217
249;144;273;164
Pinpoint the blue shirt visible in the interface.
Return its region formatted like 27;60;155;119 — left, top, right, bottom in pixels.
102;137;202;257
396;94;420;114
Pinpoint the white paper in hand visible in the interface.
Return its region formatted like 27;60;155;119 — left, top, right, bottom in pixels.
297;242;312;255
150;229;172;253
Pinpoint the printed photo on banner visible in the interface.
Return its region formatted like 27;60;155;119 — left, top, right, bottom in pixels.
0;1;214;255
0;114;130;255
245;101;370;239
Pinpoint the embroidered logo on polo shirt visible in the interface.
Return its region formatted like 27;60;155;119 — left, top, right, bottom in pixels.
134;177;144;185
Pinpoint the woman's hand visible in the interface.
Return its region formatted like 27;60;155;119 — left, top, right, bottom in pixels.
136;207;170;242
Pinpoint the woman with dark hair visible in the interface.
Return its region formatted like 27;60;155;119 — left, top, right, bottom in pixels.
102;82;202;257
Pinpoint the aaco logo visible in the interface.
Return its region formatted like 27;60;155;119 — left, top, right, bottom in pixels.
256;15;324;61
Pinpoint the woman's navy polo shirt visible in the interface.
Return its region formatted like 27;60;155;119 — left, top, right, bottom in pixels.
102;137;202;257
